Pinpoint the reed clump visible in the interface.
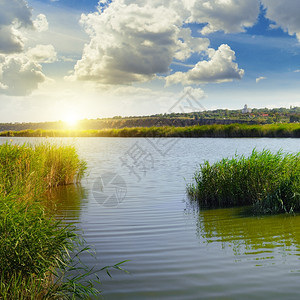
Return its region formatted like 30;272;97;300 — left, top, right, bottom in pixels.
187;149;300;214
0;142;104;299
0;143;86;199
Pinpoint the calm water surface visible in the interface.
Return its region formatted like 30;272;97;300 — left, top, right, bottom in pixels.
2;137;300;299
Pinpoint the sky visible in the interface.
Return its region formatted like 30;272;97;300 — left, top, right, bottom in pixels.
0;0;299;123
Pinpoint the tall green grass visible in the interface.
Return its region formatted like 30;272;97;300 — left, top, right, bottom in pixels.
0;198;92;299
0;142;109;299
1;123;300;138
0;143;86;199
187;149;300;214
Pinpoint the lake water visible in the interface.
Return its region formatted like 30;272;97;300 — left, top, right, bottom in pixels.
2;137;300;299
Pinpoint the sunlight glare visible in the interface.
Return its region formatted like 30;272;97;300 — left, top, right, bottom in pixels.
63;112;80;127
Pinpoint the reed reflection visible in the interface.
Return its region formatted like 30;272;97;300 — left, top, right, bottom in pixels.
46;184;88;221
188;201;300;259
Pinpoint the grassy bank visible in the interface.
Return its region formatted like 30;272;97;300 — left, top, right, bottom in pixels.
0;142;102;298
1;123;300;138
187;149;300;214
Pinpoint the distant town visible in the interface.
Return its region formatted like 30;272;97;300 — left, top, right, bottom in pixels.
1;105;300;132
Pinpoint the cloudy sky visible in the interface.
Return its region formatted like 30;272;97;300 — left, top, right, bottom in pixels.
0;0;299;123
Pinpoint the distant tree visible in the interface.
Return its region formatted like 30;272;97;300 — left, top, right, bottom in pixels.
290;115;300;123
275;113;281;123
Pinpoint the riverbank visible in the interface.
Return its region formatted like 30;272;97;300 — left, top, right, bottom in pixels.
1;123;300;138
0;142;102;298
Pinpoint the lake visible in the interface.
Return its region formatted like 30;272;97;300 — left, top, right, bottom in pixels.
2;137;300;299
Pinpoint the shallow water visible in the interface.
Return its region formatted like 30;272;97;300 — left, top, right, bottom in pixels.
2;137;300;299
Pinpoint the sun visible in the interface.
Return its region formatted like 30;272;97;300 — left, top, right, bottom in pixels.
63;112;80;127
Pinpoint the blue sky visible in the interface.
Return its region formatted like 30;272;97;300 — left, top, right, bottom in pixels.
0;0;299;122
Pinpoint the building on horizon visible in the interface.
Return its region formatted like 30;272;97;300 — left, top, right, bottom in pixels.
242;104;252;114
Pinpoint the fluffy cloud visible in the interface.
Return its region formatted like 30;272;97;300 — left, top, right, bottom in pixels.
189;0;260;34
182;86;206;100
0;0;33;53
71;1;184;84
69;0;212;85
0;45;57;96
262;0;300;41
69;0;247;86
26;44;57;63
33;14;49;33
175;28;210;61
0;0;55;96
166;44;244;85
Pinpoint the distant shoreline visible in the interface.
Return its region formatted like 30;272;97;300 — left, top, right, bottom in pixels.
1;123;300;138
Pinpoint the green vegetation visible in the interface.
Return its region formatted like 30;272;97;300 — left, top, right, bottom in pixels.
0;142;114;299
0;106;299;132
1;122;300;138
187;149;300;214
0;143;86;198
290;114;300;123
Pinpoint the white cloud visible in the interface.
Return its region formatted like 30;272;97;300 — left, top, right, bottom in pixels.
33;14;49;33
262;0;300;41
189;0;260;34
0;26;24;54
0;45;57;96
0;0;56;96
175;28;210;61
26;44;57;63
256;76;267;83
69;1;185;84
0;0;33;53
166;44;244;85
182;86;206;100
0;54;45;96
69;0;246;88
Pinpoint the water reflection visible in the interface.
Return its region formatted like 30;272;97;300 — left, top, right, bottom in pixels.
192;203;300;259
46;184;88;222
